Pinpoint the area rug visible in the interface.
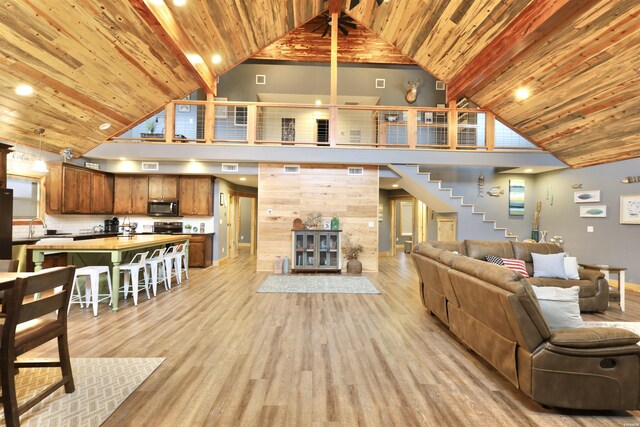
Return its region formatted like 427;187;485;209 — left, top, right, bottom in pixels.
0;357;164;427
584;321;640;337
257;275;381;294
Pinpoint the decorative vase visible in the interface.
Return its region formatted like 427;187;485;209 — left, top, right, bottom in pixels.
346;259;362;274
531;230;540;241
273;256;283;274
331;215;339;230
283;256;290;274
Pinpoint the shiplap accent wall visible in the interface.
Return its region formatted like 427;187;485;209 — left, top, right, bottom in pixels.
257;163;379;272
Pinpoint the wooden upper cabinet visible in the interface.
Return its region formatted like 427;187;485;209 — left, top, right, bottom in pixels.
148;176;179;200
46;164;63;214
90;172;114;214
179;176;213;216
62;166;92;214
114;176;149;215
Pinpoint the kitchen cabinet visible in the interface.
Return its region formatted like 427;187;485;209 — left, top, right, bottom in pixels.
148;175;179;200
188;233;213;268
46;164;96;214
292;230;341;272
90;172;114;214
113;176;149;215
179;176;213;216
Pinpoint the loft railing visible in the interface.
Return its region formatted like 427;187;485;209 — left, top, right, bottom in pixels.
111;100;538;151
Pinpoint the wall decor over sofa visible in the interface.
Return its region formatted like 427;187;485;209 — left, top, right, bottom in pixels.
508;179;525;216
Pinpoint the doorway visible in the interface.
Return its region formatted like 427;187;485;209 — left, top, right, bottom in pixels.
316;119;329;145
388;196;427;256
229;191;257;258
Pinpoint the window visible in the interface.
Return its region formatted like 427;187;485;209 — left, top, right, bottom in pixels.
234;106;247;126
7;175;41;219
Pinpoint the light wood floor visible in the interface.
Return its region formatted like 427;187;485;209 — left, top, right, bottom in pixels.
28;250;640;426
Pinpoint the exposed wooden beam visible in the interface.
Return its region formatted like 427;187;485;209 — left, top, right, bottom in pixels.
329;8;339;147
129;0;217;93
447;0;600;103
328;0;342;14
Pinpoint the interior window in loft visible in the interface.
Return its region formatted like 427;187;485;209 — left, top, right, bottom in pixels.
7;175;40;219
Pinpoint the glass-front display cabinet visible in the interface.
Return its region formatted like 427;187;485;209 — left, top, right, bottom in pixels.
292;229;341;272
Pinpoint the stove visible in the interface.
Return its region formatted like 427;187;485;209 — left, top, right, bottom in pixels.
153;221;183;234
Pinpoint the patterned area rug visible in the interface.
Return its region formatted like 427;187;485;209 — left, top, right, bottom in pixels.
584;321;640;337
0;358;164;427
257;275;381;294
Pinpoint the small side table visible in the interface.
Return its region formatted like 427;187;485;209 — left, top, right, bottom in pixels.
580;263;627;311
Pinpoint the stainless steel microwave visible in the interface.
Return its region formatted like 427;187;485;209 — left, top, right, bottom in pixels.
147;199;179;217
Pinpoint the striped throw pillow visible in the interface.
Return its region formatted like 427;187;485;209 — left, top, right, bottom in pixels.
485;255;504;266
501;258;529;277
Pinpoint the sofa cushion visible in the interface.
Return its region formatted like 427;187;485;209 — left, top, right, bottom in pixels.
511;242;564;276
532;252;567;279
428;240;466;256
465;240;514;260
549;327;640;348
532;286;584;329
502;258;529;277
564;257;580;280
528;278;596;298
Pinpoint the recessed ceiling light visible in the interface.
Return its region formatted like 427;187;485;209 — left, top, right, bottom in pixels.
240;177;247;181
173;0;187;6
119;157;126;161
315;99;322;105
186;54;203;64
211;54;222;64
515;87;530;100
15;84;33;96
148;0;163;4
524;168;533;173
392;184;399;188
99;123;111;130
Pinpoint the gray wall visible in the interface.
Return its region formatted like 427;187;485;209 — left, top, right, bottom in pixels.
219;62;445;107
533;157;640;283
427;166;537;241
239;197;253;244
378;190;390;253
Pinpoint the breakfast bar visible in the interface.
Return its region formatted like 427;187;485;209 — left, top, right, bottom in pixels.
27;235;190;312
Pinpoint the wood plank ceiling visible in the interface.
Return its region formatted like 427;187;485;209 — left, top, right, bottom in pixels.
1;0;639;168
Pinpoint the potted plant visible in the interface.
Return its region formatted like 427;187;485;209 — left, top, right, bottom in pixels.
343;233;363;274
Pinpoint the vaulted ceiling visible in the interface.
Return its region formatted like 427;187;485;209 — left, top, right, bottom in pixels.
1;0;639;168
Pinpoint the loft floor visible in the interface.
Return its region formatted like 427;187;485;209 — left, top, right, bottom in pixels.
28;250;640;426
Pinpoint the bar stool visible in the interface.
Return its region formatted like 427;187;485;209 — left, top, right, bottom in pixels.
120;251;150;306
71;266;113;316
174;243;189;282
145;248;169;296
163;245;181;287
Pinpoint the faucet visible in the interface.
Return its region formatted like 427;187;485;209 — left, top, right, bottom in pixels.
28;217;47;238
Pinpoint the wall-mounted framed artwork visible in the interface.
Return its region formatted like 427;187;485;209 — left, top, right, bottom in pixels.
281;118;295;142
580;205;606;218
620;194;640;224
574;190;600;203
509;179;525;216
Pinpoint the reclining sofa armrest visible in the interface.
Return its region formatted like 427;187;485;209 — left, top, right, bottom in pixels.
579;268;604;282
549;327;640;349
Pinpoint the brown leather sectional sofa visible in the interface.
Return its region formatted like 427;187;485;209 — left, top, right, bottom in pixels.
412;240;640;410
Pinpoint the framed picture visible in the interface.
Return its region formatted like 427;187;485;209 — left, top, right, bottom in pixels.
509;179;525;216
322;220;331;230
574;190;600;203
580;205;606;218
219;193;225;206
423;112;433;123
620;194;640;224
281;118;295;142
178;105;191;113
214;97;227;119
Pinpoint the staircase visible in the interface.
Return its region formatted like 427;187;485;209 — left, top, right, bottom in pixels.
388;165;519;241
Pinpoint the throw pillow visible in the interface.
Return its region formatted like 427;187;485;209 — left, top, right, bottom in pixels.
501;258;529;277
532;285;584;328
485;255;504;266
564;256;580;280
532;252;567;279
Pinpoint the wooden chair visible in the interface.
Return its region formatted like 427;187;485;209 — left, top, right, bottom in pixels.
0;266;76;426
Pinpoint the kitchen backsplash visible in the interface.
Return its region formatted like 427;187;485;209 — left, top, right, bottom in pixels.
13;214;215;238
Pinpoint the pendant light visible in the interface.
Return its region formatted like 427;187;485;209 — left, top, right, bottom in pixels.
32;127;49;173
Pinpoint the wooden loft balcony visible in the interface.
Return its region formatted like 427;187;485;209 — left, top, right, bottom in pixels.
111;100;540;152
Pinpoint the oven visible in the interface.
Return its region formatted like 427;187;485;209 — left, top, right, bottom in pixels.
153;221;184;234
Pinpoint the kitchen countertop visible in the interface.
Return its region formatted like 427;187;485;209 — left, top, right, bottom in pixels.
12;232;121;245
26;234;191;251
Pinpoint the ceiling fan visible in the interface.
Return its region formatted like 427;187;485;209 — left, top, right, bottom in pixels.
312;12;357;37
